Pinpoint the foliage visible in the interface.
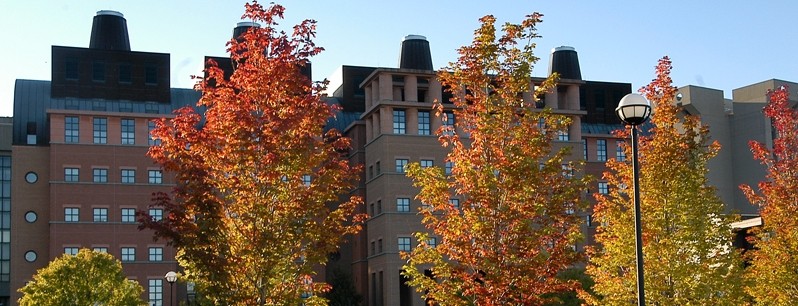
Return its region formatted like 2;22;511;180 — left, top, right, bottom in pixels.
542;267;594;306
142;1;364;305
585;57;748;305
324;268;363;306
402;12;590;305
741;86;798;303
18;249;145;306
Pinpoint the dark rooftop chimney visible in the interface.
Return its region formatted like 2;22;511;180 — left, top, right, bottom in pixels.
89;10;131;51
549;46;582;80
399;35;433;70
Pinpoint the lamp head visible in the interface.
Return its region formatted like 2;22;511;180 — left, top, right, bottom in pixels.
616;93;651;126
165;271;178;283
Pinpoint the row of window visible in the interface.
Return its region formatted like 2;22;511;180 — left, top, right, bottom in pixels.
64;168;162;184
63;207;162;223
65;59;158;85
583;139;626;162
368;198;460;216
368;159;454;180
60;246;164;262
370;237;438;256
64;116;160;145
392;109;455;135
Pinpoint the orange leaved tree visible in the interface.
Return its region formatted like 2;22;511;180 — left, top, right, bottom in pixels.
741;86;798;303
402;13;590;305
142;2;363;305
585;57;748;305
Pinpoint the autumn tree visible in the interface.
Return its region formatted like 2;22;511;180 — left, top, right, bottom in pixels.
142;2;363;305
402;13;590;305
585;57;748;305
741;86;798;303
18;249;145;306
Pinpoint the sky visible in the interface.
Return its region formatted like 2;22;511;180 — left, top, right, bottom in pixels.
1;1;797;117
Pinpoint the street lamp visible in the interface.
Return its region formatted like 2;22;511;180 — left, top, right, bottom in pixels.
165;271;178;306
615;93;651;306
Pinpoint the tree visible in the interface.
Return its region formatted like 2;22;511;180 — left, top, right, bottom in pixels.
402;13;590;305
18;249;145;306
141;2;363;305
585;57;748;305
741;86;798;303
324;267;363;306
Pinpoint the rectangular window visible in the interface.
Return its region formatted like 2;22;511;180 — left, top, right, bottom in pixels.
148;247;163;261
377;200;382;214
121;247;136;262
449;198;460;209
149;279;163;306
121;208;136;223
369;203;375;216
65;58;79;80
378;239;383;253
121;119;135;145
302;175;312;187
93;117;107;144
92;247;108;253
396;198;410;212
393;109;406;134
398;237;412;252
93;168;108;183
369;166;374;179
65;116;79;143
395;159;408;173
443;111;455;136
583;139;588;160
420;159;433;168
445;161;454;175
598;182;609;194
597;139;607;162
119;63;132;83
371;241;375;255
562;164;573;179
558;130;570;141
418;111;431;135
148;170;163;184
93;208;108;222
149;208;163;222
65;207;79;222
64;247;79;256
427;237;437;248
375;161;381;174
586;215;593;227
65;168;79;182
145;65;158;85
92;61;105;82
616;140;626;161
148;120;161;146
121;169;136;184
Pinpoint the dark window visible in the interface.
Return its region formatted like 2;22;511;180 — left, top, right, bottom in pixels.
92;61;105;82
119;63;132;83
145;65;158;85
65;58;79;80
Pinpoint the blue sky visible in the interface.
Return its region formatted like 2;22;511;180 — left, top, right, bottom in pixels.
1;1;797;117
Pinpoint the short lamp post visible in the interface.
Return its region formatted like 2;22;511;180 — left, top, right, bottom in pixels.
165;271;178;306
615;93;652;306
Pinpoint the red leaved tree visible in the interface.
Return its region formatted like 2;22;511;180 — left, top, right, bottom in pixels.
141;2;363;305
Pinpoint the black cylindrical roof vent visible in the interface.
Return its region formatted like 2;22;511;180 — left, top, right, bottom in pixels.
233;21;260;40
89;10;131;51
549;46;582;80
399;35;433;70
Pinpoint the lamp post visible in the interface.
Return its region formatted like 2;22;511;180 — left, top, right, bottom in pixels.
165;271;177;306
615;93;651;306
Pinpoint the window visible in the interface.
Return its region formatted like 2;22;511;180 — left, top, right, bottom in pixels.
418;111;431;135
616;140;626;161
395;159;408;173
92;61;105;82
149;279;163;306
558;130;570;141
377;200;382;214
375;161;381;174
598;182;609;194
65;207;79;222
145;65;158;85
420;159;433;168
302;175;311;187
65;58;79;80
93;168;108;183
148;170;163;184
398;237;412;252
121;119;135;145
93;208;108;222
121;169;136;184
583;139;588;160
445;161;454;175
369;203;375;216
148;120;161;146
92;247;108;253
121;208;136;223
121;247;135;262
371;241;375;255
378;239;383;253
396;198;410;212
64;247;79;256
426;237;437;248
449;198;460;209
148;247;163;261
149;209;163;222
64;168;79;182
393;109;406;134
93;117;107;144
562;164;573;179
65;116;79;143
119;63;131;83
443;111;455;136
369;166;373;179
596;139;607;162
586;215;593;227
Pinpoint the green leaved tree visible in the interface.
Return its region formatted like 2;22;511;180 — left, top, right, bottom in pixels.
585;57;748;305
18;249;145;306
